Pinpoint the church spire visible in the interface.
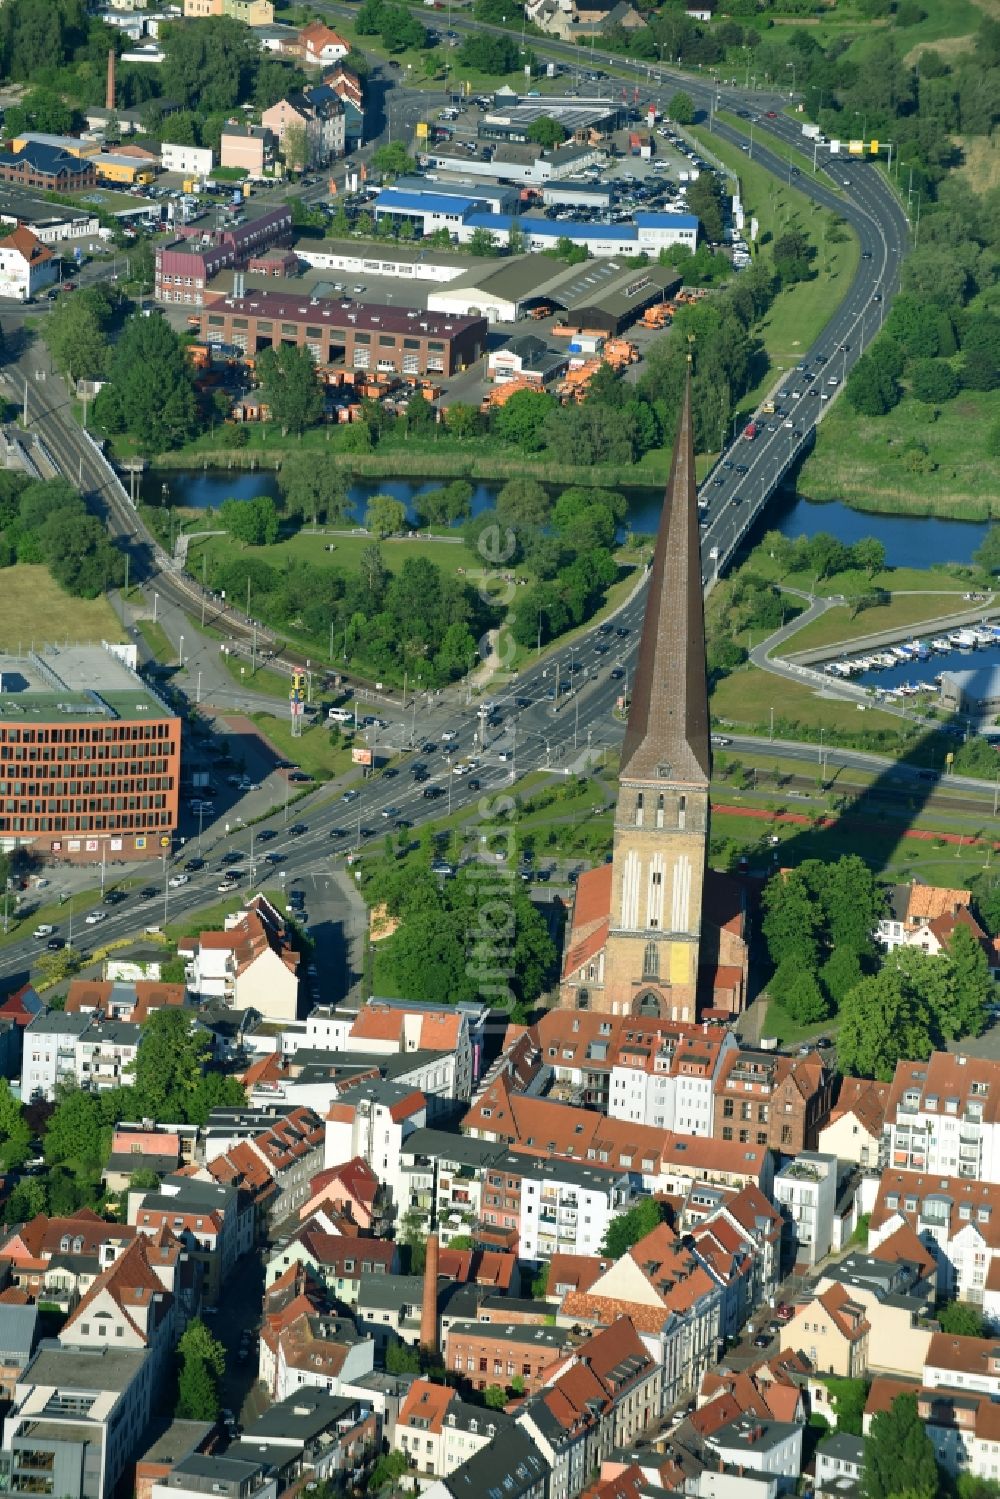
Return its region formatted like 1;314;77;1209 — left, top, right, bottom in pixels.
619;367;710;789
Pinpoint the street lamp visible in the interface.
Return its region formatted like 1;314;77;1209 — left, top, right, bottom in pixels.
786;61;796;94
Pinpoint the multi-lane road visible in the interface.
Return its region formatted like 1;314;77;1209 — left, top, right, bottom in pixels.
2;62;920;979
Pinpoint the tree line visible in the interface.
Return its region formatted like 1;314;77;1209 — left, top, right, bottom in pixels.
0;474;124;600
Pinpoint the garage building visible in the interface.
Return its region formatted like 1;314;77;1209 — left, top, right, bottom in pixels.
427;255;681;332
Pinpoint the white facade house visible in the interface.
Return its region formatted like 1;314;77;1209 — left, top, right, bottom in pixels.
608;1031;736;1135
22;1013;140;1103
885;1054;1000;1184
179;897;299;1022
704;1419;803;1494
516;1158;630;1261
868;1170;1000;1306
160;142;214;176
773;1153;839;1268
325;1081;426;1213
0;226;56;301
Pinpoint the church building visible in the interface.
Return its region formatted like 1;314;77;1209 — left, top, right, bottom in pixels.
559;373;749;1021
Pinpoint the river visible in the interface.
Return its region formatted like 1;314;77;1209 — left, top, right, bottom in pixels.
144;469;992;569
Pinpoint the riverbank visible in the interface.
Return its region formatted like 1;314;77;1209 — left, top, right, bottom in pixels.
797;385;1000;519
141;432;682;491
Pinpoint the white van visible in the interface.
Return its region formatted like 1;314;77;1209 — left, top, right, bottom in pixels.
329;707;353;723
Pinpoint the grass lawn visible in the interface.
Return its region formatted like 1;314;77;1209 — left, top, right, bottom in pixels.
0;566;123;650
218;649;295;700
691;126;859;373
798;386;1000;518
250;709;355;782
138;618;174;665
189;529;471;588
711;664;909;737
776;592;986;657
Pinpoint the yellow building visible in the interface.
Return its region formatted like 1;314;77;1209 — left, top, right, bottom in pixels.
183;0;275;21
11;133;101;159
95;154;155;186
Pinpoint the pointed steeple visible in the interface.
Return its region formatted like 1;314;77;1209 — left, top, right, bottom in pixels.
619;368;710;788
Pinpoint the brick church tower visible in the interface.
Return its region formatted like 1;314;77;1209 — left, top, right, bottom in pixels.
597;370;711;1022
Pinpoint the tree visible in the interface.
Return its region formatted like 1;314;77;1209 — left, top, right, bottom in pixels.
41;287;111;385
130;1008;213;1121
943;921;991;1041
911;358;959;403
256;345;324;435
371;141;413;179
773;228;813;285
686;172;726;242
532;1263;550;1299
862;1393;939;1499
938;1301;985;1337
762;868;821;971
819;946;866;1009
846;340;904;417
768;961;830;1024
838;966;933;1080
278;452;351;527
484;1385;507;1409
0;1079;31;1170
368;1451;408;1492
160;14;261;112
669;90;695;125
974;524;1000;576
602;1197;664;1257
4;1177;46;1226
43;1084;107;1178
468;227;499;257
220;495;280;547
93;314;198;454
496;478;551;530
365;494;406;539
458;31;518;72
281;121;309;174
444;404;479;441
176;1353;220;1422
851;537;886;577
385;1337;421;1374
527;115;566;149
494;388;554;452
825;1377;869;1437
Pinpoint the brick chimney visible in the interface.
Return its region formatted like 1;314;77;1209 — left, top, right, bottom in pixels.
106;49;116;112
420;1232;439;1352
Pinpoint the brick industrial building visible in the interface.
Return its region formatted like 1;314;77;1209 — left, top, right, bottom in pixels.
0;644;180;864
155;205;293;307
199;292;487;377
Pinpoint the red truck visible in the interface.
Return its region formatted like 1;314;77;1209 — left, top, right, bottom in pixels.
743;422;758;441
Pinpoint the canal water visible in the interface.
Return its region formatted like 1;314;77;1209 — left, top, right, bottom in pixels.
144;468;992;567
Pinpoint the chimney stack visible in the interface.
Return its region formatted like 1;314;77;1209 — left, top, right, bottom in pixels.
106;49;116;113
420;1232;439;1353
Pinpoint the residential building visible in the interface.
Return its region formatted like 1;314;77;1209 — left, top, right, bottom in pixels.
399;1128;505;1246
183;0;275;20
179;896;299;1021
236;1388;377;1489
296;1156;386;1231
0;644;180;863
22;1012;143;1103
818;1078;890;1171
924;1331;1000;1396
703;1418;803;1495
324;1080;427;1213
64;979;188;1025
0;225;55;301
130;1174;239;1306
265;1225;396;1304
877;882;971;952
778;1283;870;1377
355;1271;426;1353
299;21;350;65
323;65;364;146
199;292;487;378
261;87;345;168
773;1153;839;1269
422;1423;549;1499
867;1170;1000;1305
343;999;479;1102
658;1135;774;1197
219;125;274;177
258;1267;375;1401
0;1304;40;1399
204;1105;325;1221
397;1378;508;1478
58;1236;177;1398
713;1048;834;1156
815;1433;865;1499
865;1377;1000;1484
152;1455;277;1499
814;1251;936;1379
555;1221;727;1407
512;1155;632;1261
884;1053;1000;1184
